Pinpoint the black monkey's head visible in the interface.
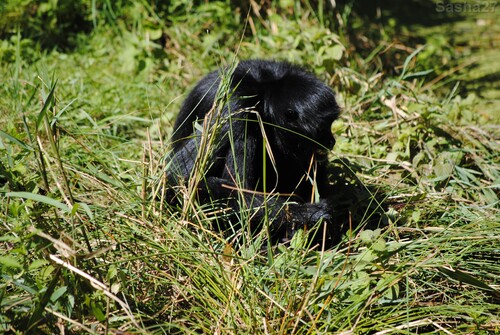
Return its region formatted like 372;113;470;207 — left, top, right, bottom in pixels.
234;60;340;161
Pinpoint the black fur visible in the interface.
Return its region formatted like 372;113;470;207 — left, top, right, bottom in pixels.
167;60;340;245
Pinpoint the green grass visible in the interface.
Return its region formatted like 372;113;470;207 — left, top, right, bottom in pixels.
1;1;499;334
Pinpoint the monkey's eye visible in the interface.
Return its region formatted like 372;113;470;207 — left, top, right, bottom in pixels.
285;108;299;121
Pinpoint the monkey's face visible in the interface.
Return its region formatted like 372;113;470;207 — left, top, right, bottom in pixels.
262;79;339;160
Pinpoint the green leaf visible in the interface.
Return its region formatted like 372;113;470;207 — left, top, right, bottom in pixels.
325;44;343;61
433;162;454;181
146;28;162;40
371;238;387;252
360;229;381;244
91;302;106;321
359;229;375;243
51;98;77;127
6;191;71;212
78;201;94;220
36;80;57;131
29;259;49;271
381;277;400;301
402;69;434;80
400;45;425;80
480;188;498;206
0;255;22;268
356;249;377;265
290;229;306;248
0;234;20;242
0;130;33;151
50;286;67;302
439;267;500;295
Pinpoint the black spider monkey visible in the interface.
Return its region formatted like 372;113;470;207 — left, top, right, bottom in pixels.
166;59;340;245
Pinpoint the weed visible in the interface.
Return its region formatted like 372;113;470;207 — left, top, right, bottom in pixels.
1;1;498;334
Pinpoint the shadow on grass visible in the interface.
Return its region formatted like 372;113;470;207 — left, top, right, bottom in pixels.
345;0;464;26
306;158;389;249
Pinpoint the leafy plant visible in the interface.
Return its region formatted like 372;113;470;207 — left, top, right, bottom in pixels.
1;0;499;334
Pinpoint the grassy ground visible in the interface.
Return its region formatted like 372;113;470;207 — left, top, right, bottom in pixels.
0;1;499;334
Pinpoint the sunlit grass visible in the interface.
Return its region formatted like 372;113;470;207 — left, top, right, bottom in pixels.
1;1;499;334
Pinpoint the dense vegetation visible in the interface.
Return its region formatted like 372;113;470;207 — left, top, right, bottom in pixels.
1;0;498;334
